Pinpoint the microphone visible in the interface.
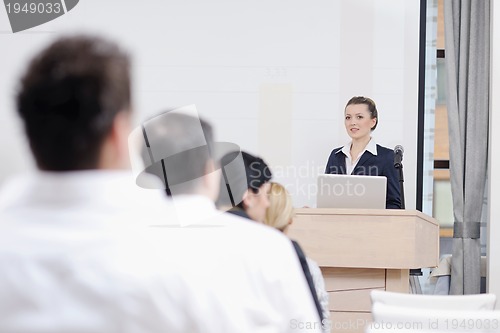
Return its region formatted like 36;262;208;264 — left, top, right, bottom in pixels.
394;145;404;168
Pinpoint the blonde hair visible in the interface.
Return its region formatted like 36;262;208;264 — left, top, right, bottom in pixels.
264;182;294;232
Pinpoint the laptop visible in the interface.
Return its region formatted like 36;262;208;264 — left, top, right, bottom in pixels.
316;174;387;209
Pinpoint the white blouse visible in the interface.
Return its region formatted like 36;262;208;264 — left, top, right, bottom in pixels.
340;138;378;174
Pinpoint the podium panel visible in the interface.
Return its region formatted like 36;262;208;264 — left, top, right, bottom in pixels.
287;209;439;333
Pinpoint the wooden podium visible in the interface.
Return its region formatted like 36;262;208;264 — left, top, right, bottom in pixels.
287;209;439;333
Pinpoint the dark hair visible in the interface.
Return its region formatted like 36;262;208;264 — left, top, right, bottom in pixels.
345;96;378;131
241;152;272;193
217;151;272;208
16;35;131;170
236;151;271;209
140;112;215;195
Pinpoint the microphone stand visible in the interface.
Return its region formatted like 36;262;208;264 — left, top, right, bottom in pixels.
395;161;406;210
395;160;423;293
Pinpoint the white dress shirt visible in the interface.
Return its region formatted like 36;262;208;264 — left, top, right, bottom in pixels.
340;138;378;174
0;171;320;333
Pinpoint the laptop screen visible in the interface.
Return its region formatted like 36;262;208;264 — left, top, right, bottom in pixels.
316;174;387;209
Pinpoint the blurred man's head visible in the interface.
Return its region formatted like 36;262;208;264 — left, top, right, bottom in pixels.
138;112;221;201
16;35;132;171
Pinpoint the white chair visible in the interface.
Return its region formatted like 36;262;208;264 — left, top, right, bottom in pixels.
370;303;500;332
370;290;497;311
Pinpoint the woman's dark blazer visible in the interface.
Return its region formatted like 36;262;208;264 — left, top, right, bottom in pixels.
324;144;402;209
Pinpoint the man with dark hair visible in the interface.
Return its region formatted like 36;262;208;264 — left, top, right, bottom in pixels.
17;35;132;171
134;110;321;331
135;110;219;198
0;37;321;332
0;35;177;332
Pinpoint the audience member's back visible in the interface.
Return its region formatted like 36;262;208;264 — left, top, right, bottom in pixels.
0;36;320;333
0;187;315;332
130;110;322;331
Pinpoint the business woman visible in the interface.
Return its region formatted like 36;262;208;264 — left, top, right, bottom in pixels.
324;96;402;209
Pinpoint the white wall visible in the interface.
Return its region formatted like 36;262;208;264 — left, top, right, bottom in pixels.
0;0;421;208
488;0;500;307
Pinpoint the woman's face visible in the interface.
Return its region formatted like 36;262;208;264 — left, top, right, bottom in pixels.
245;182;271;223
344;103;377;141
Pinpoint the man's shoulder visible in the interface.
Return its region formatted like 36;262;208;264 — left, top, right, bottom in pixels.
204;212;295;256
139;210;295;260
218;212;291;241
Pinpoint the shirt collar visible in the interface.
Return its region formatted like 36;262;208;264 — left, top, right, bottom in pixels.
366;138;378;156
0;170;170;216
0;171;179;233
0;171;224;228
336;138;378;156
